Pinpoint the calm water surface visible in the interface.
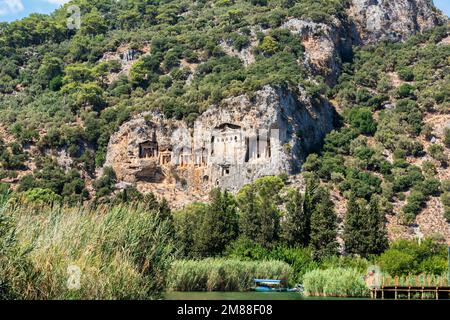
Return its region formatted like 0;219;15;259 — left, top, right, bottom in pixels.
165;292;363;300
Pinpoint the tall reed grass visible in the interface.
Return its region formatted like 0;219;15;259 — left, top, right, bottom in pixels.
380;273;448;287
303;268;369;297
0;201;176;300
168;259;293;292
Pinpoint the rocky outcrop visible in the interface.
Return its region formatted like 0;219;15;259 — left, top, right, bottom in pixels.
348;0;447;44
282;18;354;85
105;86;335;202
283;0;446;84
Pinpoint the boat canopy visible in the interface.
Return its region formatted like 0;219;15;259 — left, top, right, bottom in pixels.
254;279;282;284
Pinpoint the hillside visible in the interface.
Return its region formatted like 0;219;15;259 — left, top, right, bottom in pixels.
0;0;449;241
303;26;450;242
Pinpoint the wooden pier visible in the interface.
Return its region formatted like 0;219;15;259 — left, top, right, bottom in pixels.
371;286;450;300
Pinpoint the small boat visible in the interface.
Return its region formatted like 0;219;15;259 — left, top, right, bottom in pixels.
251;279;301;293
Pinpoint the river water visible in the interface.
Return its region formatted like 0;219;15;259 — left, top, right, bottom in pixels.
165;292;350;300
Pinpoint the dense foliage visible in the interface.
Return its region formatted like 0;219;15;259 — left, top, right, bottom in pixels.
304;25;449;224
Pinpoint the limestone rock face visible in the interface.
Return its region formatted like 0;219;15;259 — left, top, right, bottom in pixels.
105;86;335;201
282;18;353;85
348;0;447;44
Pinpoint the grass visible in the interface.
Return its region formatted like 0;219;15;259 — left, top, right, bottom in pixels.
168;259;293;292
303;268;369;298
0;200;176;300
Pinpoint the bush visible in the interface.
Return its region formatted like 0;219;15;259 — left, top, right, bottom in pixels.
428;144;448;165
378;238;448;276
444;128;450;148
402;190;427;222
93;166;117;197
225;237;271;261
378;249;416;276
347;107;377;135
397;84;415;98
397;68;414;81
17;188;62;205
441;192;450;222
267;246;318;282
303;268;369;297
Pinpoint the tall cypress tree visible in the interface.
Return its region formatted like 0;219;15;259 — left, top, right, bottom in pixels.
237;184;261;240
343;194;388;257
258;195;280;248
310;187;338;260
158;197;175;238
343;193;367;256
366;195;388;255
194;188;238;257
303;175;319;222
282;188;310;247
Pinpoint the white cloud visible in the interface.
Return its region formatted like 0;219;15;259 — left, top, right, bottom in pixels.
0;0;25;16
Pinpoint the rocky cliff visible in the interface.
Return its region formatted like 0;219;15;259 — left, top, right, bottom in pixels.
105;86;335;206
348;0;446;44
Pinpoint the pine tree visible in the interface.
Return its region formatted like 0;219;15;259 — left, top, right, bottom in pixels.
158;198;172;221
158;197;175;238
343;193;367;256
310;187;338;260
194;188;238;257
366;195;388;255
303;175;319;223
343;194;388;257
257;195;280;248
282;188;310;247
237;185;261;240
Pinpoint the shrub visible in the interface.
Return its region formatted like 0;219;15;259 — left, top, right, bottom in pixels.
402;190;427;222
444;128;450;148
268;246;319;282
428;144;448;165
93;166;117;197
397;68;414;81
225;237;271;261
397;84;415;98
347;107;377;135
378;238;448;276
18;188;62;205
259;36;279;55
378;249;416;276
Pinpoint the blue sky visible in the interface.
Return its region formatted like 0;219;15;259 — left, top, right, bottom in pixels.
0;0;449;22
0;0;70;22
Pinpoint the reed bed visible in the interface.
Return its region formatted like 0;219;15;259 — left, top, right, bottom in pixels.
0;201;175;300
380;274;448;287
168;259;293;292
303;268;369;298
